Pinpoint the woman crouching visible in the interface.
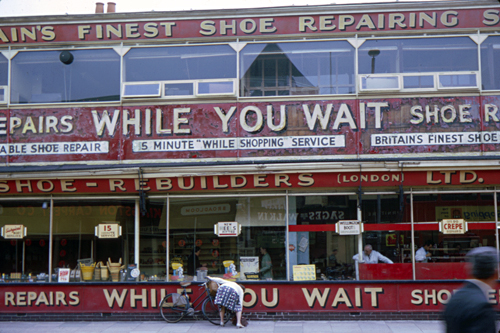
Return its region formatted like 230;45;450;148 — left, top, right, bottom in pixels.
207;276;245;328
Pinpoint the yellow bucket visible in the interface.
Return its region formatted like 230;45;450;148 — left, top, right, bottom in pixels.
223;260;234;268
80;262;96;281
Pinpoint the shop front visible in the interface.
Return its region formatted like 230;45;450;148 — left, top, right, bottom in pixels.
1;0;500;321
0;168;499;320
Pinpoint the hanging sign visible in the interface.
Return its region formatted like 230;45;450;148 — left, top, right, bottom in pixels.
440;219;467;234
336;220;362;235
95;223;122;238
214;222;241;237
1;224;27;239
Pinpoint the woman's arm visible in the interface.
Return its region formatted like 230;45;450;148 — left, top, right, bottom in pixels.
207;276;226;284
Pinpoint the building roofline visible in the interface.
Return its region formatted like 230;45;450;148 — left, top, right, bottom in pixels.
0;0;498;24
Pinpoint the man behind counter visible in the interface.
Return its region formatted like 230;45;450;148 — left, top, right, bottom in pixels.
352;244;393;264
415;240;433;262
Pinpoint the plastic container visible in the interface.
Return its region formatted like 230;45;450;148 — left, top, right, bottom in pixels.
79;262;96;281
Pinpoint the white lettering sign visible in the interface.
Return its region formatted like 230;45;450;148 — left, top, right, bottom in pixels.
133;135;345;152
372;131;500;147
441;219;466;234
1;224;26;239
214;222;241;237
0;141;109;156
95;223;121;238
181;204;231;216
337;220;362;235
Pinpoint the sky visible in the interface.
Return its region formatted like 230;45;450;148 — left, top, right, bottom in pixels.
0;0;442;17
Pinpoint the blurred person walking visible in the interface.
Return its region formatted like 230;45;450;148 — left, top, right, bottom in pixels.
443;246;499;333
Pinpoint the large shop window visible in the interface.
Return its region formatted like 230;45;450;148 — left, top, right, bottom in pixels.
11;49;120;104
411;192;496;280
240;41;355;97
357;193;412;280
123;45;237;98
52;200;135;282
358;37;479;92
139;199;167;280
288;195;358;281
0;54;7;103
0;201;50;282
168;196;286;281
481;36;500;90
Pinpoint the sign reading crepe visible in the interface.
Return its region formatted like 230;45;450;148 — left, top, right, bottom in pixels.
1;224;26;239
95;223;122;238
441;219;467;234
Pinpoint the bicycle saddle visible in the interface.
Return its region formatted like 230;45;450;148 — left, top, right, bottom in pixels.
180;282;192;287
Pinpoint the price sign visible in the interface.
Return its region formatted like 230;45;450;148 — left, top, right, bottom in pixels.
95;223;122;238
214;222;241;237
336;220;362;235
1;224;26;239
441;219;467;234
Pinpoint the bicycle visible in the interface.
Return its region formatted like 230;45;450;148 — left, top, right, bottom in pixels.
159;280;232;325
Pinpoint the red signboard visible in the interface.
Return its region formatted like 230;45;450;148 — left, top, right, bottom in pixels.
0;280;497;314
1;96;500;167
0;169;499;195
0;7;499;44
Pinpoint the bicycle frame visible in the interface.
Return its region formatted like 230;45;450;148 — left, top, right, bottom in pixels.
180;282;212;312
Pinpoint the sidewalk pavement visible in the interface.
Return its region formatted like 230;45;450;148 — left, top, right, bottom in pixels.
0;320;444;333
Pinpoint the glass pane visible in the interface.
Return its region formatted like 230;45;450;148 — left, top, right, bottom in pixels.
0;201;50;282
0;54;7;85
481;36;500;90
140;200;167;280
11;49;120;104
241;41;355;96
403;75;434;89
124;83;160;97
359;37;478;74
169;197;286;281
198;81;233;94
439;74;477;88
52;200;135;282
289;195;358;281
413;191;496;280
164;83;193;96
361;76;399;90
124;45;236;82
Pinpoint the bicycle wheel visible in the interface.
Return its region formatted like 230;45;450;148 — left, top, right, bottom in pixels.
159;293;186;323
202;297;231;325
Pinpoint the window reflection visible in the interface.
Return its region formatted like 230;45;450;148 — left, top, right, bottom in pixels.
359;37;478;74
0;201;50;281
481;36;500;90
241;41;355;96
0;54;7;86
11;49;120;104
168;197;286;281
124;45;236;82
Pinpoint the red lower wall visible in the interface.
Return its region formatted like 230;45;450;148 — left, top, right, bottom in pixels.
0;279;488;314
